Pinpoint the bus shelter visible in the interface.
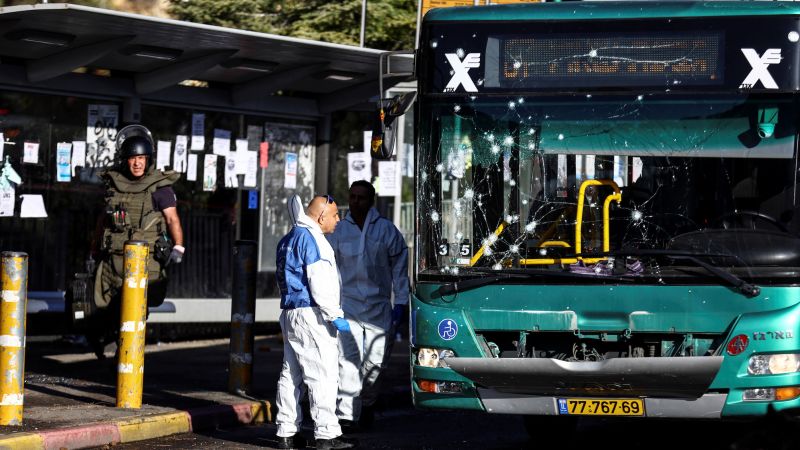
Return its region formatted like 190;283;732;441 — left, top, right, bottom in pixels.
0;3;413;327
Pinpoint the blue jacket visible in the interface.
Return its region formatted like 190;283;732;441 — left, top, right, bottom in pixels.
275;195;342;321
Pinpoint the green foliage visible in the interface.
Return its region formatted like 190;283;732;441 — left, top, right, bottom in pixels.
168;0;281;32
168;0;416;50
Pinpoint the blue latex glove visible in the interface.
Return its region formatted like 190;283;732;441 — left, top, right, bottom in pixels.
332;317;351;333
392;304;408;325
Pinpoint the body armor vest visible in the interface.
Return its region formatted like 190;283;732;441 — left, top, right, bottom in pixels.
95;167;179;308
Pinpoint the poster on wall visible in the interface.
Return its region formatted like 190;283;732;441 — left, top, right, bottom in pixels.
213;129;231;158
378;161;400;197
72;141;86;176
56;142;72;182
187;153;198;181
191;113;205;150
86;104;118;168
283;152;297;189
347;152;371;186
244;151;257;188
203;154;217;191
157;141;171;170
235;139;248;175
224;155;238;188
23;142;39;164
20;194;47;218
174;135;188;173
0;186;13;217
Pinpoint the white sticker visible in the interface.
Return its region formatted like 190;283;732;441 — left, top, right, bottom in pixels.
0;335;22;348
0;394;23;405
1;290;20;302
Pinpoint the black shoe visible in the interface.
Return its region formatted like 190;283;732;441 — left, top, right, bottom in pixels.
277;433;307;449
315;436;358;449
338;419;360;434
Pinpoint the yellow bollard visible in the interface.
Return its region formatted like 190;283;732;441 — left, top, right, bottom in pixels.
0;252;28;425
116;241;149;409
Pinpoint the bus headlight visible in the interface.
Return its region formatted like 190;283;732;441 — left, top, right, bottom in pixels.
416;348;454;368
748;353;800;375
743;387;800;402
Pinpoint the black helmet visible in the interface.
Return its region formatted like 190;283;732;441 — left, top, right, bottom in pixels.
119;135;153;159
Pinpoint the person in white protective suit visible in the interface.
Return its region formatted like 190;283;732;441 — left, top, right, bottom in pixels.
274;194;357;450
328;180;410;429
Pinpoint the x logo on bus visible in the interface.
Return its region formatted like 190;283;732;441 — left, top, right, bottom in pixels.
444;52;481;93
740;48;782;90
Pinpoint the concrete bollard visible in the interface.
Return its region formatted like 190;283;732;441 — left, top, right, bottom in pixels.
116;241;149;409
0;252;28;425
228;240;257;395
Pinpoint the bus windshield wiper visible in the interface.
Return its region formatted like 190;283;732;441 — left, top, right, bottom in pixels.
581;249;761;298
435;267;632;297
435;273;527;297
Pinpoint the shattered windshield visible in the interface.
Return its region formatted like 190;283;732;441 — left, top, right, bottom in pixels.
417;94;800;282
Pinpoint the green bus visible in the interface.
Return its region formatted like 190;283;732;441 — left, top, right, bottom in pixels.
410;1;800;426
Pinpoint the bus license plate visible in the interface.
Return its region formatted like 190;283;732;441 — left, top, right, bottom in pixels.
557;398;645;416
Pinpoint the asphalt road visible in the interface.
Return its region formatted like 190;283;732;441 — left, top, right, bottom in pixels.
97;406;800;450
99;334;800;450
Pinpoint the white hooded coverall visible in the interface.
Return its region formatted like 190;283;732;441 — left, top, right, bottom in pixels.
275;195;344;440
327;207;409;421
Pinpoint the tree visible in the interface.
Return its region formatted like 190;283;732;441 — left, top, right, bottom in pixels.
168;0;417;51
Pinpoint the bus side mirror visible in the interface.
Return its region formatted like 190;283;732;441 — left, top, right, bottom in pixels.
757;106;778;139
371;92;417;160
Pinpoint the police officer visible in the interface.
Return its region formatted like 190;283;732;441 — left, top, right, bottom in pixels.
89;125;184;358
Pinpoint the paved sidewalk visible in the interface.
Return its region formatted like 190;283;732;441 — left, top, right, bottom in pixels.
0;335;283;450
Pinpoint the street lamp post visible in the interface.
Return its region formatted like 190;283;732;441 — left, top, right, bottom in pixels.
360;0;367;47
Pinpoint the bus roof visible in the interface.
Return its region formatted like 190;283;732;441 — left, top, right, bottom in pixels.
423;1;800;23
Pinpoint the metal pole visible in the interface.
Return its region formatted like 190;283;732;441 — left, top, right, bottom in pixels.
229;240;257;395
116;241;149;409
415;0;423;50
0;252;28;425
360;0;367;47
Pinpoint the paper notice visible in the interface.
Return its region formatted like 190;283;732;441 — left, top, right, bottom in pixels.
56;142;72;182
378;161;400;197
187;154;198;181
191;113;205;150
235;139;248;175
203;154;218;191
347;152;371;186
20;194;47;218
0;186;14;217
284;152;297;189
213;129;231;158
224;155;238;188
72;141;86;176
157;140;171;170
23;142;39;164
174;135;188;173
243;151;258;188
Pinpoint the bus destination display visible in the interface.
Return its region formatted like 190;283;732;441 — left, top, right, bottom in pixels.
498;32;723;88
